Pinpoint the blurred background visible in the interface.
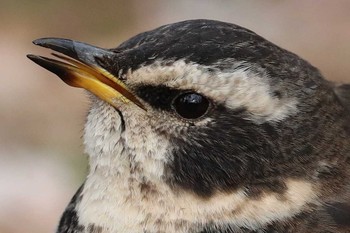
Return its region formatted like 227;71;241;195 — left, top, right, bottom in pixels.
1;0;350;232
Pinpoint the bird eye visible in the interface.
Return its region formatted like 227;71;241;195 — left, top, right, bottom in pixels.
172;92;210;119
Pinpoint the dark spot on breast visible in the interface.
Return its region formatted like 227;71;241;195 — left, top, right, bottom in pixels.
57;184;85;233
87;224;103;233
139;179;159;200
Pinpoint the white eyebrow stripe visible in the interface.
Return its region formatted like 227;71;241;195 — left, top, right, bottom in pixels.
126;59;298;123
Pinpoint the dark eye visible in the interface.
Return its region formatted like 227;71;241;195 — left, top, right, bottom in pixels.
172;92;210;119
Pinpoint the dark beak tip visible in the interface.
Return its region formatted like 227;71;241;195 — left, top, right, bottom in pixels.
26;54;41;63
26;54;47;67
31;38;79;61
29;38;116;75
27;54;35;59
26;54;50;67
32;39;42;45
32;37;73;50
32;38;56;46
26;54;69;78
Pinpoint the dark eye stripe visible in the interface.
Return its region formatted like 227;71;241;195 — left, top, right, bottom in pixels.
135;85;181;111
135;85;211;120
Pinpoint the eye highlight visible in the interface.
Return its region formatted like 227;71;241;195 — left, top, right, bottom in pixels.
172;92;210;119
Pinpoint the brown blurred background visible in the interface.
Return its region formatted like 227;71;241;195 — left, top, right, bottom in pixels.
1;0;350;232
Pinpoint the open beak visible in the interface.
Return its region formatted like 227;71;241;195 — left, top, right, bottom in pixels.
27;38;144;110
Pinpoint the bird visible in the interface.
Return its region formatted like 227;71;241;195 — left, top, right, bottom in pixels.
27;19;350;233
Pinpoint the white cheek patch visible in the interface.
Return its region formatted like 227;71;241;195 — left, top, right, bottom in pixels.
126;60;298;123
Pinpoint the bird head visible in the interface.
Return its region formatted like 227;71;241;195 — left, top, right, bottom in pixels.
28;19;350;230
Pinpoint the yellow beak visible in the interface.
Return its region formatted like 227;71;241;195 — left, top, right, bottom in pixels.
27;38;144;110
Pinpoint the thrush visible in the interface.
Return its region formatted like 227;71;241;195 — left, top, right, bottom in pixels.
28;19;350;233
